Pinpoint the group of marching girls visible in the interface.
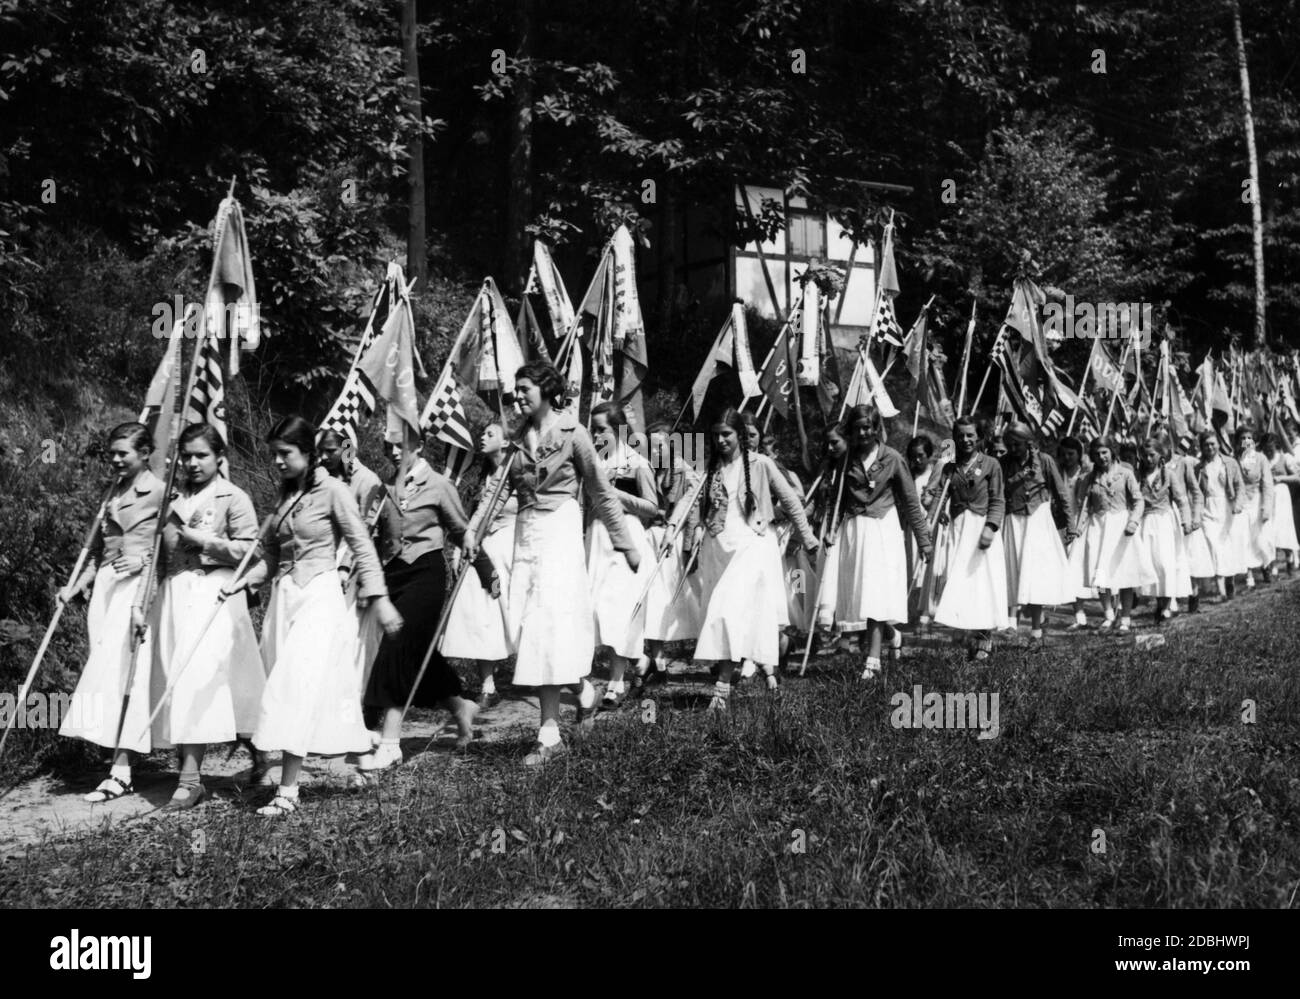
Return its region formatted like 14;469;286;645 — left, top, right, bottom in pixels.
52;356;1300;806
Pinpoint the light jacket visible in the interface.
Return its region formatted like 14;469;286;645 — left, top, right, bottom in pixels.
1139;464;1191;521
1195;453;1245;511
1085;464;1145;531
699;452;817;547
75;469;167;592
160;477;259;577
509;410;633;551
841;445;930;548
926;453;1005;531
245;467;388;600
1237;450;1274;514
1002;450;1074;524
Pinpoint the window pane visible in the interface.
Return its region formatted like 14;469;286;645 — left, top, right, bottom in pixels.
788;214;825;258
736;256;788;318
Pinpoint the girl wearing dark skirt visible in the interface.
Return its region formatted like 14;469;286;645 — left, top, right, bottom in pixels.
359;434;498;770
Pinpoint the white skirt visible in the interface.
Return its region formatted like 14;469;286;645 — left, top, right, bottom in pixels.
58;565;153;754
1004;505;1073;606
814;536;841;629
254;571;371;757
441;524;515;661
509;500;593;687
343;580;384;699
1199;495;1244;577
587;514;655;659
835;512;907;628
153;568;264;747
1139;509;1182;598
643;525;702;642
1241;499;1275;569
934;510;1007;631
1085;510;1157;590
696;527;788;666
1272;484;1300;552
784;542;817;633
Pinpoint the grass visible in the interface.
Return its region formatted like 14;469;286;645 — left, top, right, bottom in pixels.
2;584;1299;908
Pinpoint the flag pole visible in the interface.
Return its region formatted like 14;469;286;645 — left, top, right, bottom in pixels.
1101;337;1134;437
799;454;848;677
0;482;114;759
1066;337;1099;435
954;298;977;415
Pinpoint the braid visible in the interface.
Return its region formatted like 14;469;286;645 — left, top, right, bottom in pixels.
740;435;755;517
702;445;721;522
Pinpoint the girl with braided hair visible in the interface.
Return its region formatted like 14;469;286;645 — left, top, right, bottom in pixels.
694;408;818;710
1137;436;1192;623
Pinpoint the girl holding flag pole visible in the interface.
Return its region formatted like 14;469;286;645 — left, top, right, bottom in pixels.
149;423;266;808
441;421;518;708
56;423;165;803
506;361;640;765
586;402;659;710
1234;426;1274;588
236;416;402;817
694;408;818;708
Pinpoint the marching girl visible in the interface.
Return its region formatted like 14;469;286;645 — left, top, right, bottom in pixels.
506;361;640;765
761;431;817;664
637;423;703;691
150;424;267;808
1056;437;1094;630
237;416;403;816
927;417;1007;661
1191;431;1245;600
835;405;931;679
811;423;849;650
731;411;780;682
1136;437;1192;624
441;422;518;709
1234;427;1274;589
1081;436;1154;633
695;407;817;709
1000;423;1075;646
1158;433;1204;615
57;423;165;803
1261;433;1300;575
361;433;497;769
906;434;940;630
586;402;659;710
319;430;400;701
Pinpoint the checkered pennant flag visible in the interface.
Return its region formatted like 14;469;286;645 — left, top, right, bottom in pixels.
988;324;1012;369
871;294;906;348
320;368;376;447
421;366;476;483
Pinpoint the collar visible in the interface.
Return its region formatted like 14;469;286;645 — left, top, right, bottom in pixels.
132;469;161;494
404;457;432;486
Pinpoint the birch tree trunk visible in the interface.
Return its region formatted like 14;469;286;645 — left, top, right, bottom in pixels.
1230;0;1265;347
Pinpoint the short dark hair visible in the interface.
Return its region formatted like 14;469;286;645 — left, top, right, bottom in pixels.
515;361;566;406
108;421;153;455
590;401;628;429
907;434;934;459
179;422;226;456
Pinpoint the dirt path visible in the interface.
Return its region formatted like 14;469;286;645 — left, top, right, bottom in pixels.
1;578;1291;857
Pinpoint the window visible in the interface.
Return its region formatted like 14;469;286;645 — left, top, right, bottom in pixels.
788;212;826;258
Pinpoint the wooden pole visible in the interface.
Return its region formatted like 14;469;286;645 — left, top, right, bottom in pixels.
1066;337;1098;435
1101;337;1134;437
1230;0;1266;348
954;298;977;416
799;454;848;677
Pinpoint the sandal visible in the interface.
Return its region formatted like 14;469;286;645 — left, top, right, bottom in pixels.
84;776;133;803
162;784;206;812
257;794;298;817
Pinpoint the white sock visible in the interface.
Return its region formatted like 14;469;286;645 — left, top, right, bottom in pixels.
537;722;561;747
609;680;626;694
1120;616;1132;628
277;784;299;800
481;674;496;694
577;679;596;709
1168;599;1179;613
740;659;756;678
1030;628;1043;639
1075;609;1087;625
109;763;132;783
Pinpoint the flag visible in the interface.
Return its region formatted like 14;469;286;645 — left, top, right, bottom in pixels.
320;369;377;448
798;279;821;387
358;291;422;448
842;346;899;418
732;301;759;397
688;303;759;420
320;266;401;445
917;347;954;432
903;307;929;382
871;224;905;347
757;322;796;419
526;240;575;343
139;308;193;474
988;324;1012;369
816;307;842;416
203;196;260;377
420;364;473;453
515;296;553;364
1091;341;1126;395
476;277;526;402
187;332;229;474
1006;278;1075;411
994;341;1045;433
611;226;649;431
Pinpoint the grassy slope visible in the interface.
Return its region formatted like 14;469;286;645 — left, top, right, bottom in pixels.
2;581;1298;909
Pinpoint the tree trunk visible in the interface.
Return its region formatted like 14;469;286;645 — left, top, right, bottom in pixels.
1230;0;1265;347
402;0;427;290
505;0;535;295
